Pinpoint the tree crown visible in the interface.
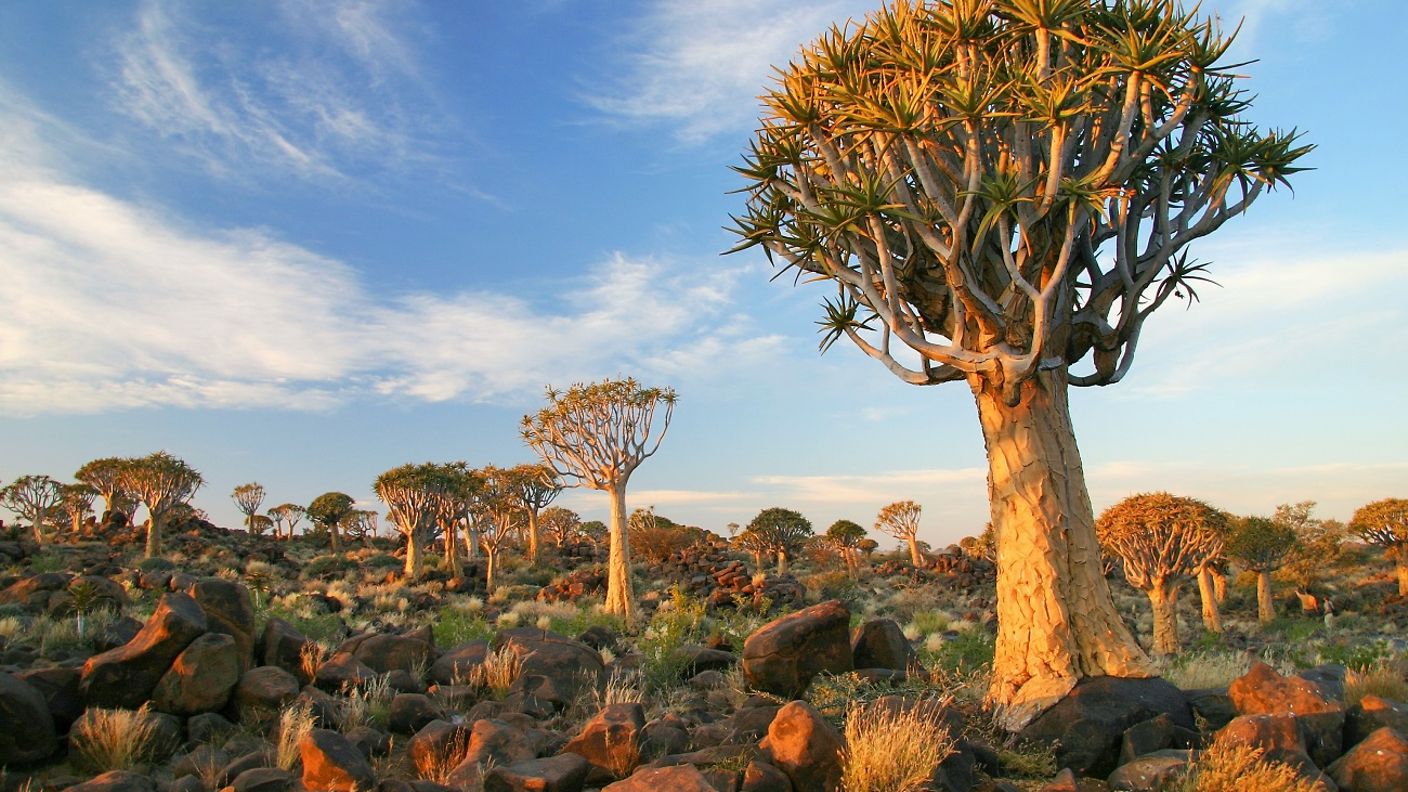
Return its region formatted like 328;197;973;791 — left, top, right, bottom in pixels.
118;452;203;516
1224;514;1298;572
306;491;355;527
1351;498;1408;548
1096;491;1225;589
875;499;923;538
521;377;676;490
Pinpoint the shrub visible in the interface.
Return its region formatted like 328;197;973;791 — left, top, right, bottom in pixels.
1174;739;1320;792
1345;659;1408;706
463;645;523;699
71;705;160;771
433;606;495;647
276;701;317;771
841;699;956;792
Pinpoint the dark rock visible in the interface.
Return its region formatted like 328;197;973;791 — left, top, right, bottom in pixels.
1019;676;1193;778
1184;688;1236;732
232;665;300;724
495;629;605;705
14;665;82;734
153;632;241;715
428;640;488;686
301;728;376;792
80;592;208;708
64;770;158;792
742;601;852;698
353;632;434;675
446;718;540;789
1105;749;1192;791
671;645;737;677
186;578;256;671
347;725;392;758
94;617;143;653
1346;696;1408;748
1326;726;1408;792
1118;714;1197;765
408;720;473;776
740;759;792;792
850;619;914;672
388;692;444;734
229;767;296;792
257;618;312;683
0;672;58;765
483;753;591;792
315;652;378;691
1215;714;1316;772
187;711;236;744
757;700;843;792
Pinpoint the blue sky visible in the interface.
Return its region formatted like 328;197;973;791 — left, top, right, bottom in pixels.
1;0;1404;548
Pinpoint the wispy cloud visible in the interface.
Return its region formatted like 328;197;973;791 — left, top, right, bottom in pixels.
755;467;986;505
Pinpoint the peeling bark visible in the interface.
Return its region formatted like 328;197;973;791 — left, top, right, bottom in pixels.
604;486;635;623
1256;571;1275;624
1148;579;1181;655
976;369;1151;731
1197;566;1222;633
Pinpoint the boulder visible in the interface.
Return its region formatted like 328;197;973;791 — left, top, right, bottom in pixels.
563;703;646;783
446;718;541;789
353;632;434;675
64;771;158;792
850;619;914;672
1229;662;1346;766
232;666;300;724
1327;727;1408;792
740;759;792;792
186;578;257;671
757;700;843;792
0;672;58;765
258;618;313;683
1019;676;1193;778
483;753;591;792
316;652;379;690
428;640;489;685
228;767;296;792
13;666;82;733
81;592;208;708
1215;714;1316;772
1346;696;1408;748
409;720;474;776
1118;713;1197;764
742;601;852;698
153;632;242;715
670;644;737;678
388;692;444;734
495;629;605;705
601;765;717;792
301;728;377;792
1105;749;1192;791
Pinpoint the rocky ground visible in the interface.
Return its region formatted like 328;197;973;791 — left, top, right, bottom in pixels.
1;519;1405;792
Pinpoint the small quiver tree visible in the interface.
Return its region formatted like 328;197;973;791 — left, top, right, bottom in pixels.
1225;515;1298;624
1350;498;1408;597
729;0;1311;728
58;483;98;540
306;492;355;552
75;457;133;521
827;519;868;577
268;503;305;541
231;483;266;535
470;465;528;594
513;463;562;565
746;507;814;575
1;475;63;544
540;506;582;548
374;467;438;579
1096;493;1226;655
340;510;378;545
521;378;676;624
875;500;925;567
118;452;204;559
1276;501;1344;593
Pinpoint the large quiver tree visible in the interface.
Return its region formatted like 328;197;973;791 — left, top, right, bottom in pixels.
118;452;204;558
1350;498;1408;596
728;0;1310;728
875;499;925;567
521;378;676;623
374;466;439;579
1;475;62;543
1224;515;1298;623
75;458;133;520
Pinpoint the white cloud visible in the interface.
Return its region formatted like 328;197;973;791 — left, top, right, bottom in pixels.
755;466;986;505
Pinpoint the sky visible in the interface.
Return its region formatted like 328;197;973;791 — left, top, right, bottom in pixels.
1;0;1405;549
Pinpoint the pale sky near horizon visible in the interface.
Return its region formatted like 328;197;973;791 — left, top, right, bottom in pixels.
1;1;1404;549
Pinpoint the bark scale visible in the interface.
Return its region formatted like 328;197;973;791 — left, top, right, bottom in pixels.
1197;566;1222;633
603;486;635;623
1147;579;1181;656
1256;571;1275;624
907;535;923;568
975;369;1152;731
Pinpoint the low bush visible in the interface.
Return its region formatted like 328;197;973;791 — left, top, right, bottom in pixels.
1174;738;1320;792
71;705;161;772
841;699;956;792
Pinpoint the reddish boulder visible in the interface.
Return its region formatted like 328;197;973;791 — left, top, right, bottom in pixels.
300;728;376;791
850;619;914;671
81;592;208;708
601;765;717;792
483;753;590;792
563;703;645;783
153;632;241;715
1327;727;1408;792
1230;662;1346;766
742;601;852;698
757;700;843;792
352;632;434;675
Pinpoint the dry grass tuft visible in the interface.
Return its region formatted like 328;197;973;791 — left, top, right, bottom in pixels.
71;704;159;772
1160;650;1252;690
276;701;317;771
1345;659;1408;706
1175;739;1320;792
299;641;330;682
597;669;645;707
341;674;394;730
414;729;471;783
465;645;523;699
841;699;956;792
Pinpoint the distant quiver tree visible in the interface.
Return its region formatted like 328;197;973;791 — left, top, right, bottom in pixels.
875;500;926;567
1;475;62;543
307;491;355;552
231;483;266;535
728;0;1310;727
118;452;204;558
522;378;676;623
75;458;132;520
1351;498;1408;596
1224;515;1298;624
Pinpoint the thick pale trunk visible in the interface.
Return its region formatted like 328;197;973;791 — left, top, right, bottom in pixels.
975;370;1151;731
603;486;635;623
329;520;342;552
845;550;858;579
1213;569;1227;603
528;511;541;565
1396;552;1408;597
485;549;497;594
145;515;163;558
1256;571;1275;624
445;525;462;579
71;512;83;538
1197;566;1222;633
776;550;789;576
404;531;423;579
907;535;923;568
1147;579;1181;656
464;524;478;559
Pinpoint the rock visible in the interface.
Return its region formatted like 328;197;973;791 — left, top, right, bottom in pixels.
229;767;296;792
446;719;540;789
170;744;230;779
347;725;392;758
95;617;143;653
1105;749;1192;791
64;770;158;792
1040;767;1110;792
220;750;275;786
1118;714;1197;765
728;703;781;741
186;578;257;671
495;629;605;705
153;632;242;715
389;693;444;734
1347;696;1408;748
1019;676;1193;778
0;672;58;765
483;753;591;792
69;706;180;764
428;640;489;686
563;703;646;783
258;618;313;683
409;720;474;776
316;652;379;690
1229;662;1346;766
671;645;738;678
353;632;434;675
1216;714;1316;772
15;666;83;734
68;575;129;611
742;601;852;698
80;592;208;708
1327;727;1408;792
301;728;377;792
1185;688;1237;732
232;666;300;724
187;711;236;744
739;759;792;792
757;700;843;792
0;573;70;609
601;765;718;792
850;619;914;672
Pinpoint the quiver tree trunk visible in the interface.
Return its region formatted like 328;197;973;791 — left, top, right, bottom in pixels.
1197;565;1222;633
776;550;789;575
604;486;635;623
1213;568;1228;602
485;549;497;594
1256;571;1275;624
145;516;162;559
528;512;541;566
329;521;341;553
1146;579;1181;656
1395;548;1408;596
445;526;462;579
404;531;423;579
907;535;923;568
975;369;1151;730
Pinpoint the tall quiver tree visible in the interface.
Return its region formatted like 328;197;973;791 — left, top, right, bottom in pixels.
514;463;562;565
428;463;480;579
876;500;925;567
827;519;867;577
231;483;266;535
307;492;354;552
58;483;98;538
268;503;305;541
728;0;1310;727
1;475;63;543
1350;498;1408;596
471;465;528;594
522;378;676;623
1225;515;1297;624
745;507;813;574
118;452;204;558
75;457;132;520
1096;493;1226;656
374;466;439;579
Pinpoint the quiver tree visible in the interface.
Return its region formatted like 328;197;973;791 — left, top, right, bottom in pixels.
513;463;562;565
745;507;814;574
374;466;439;579
1350;498;1408;596
74;457;133;520
727;0;1310;727
340;509;378;545
306;492;355;552
734;526;771;570
1;475;63;543
268;503;305;541
540;506;582;547
1225;515;1297;624
58;483;98;538
875;500;926;567
471;465;528;594
1276;501;1344;592
521;378;676;623
826;519;867;576
231;483;266;535
428;462;480;578
118;452;204;558
1096;493;1226;656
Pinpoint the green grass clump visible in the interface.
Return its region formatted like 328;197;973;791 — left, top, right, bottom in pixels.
433;606;494;647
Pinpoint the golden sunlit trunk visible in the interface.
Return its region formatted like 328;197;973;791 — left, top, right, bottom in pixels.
975;369;1152;731
445;524;462;579
404;532;423;579
776;550;789;575
1256;571;1275;624
329;520;342;552
145;516;162;559
485;549;497;595
1213;568;1227;602
1147;579;1181;656
528;511;541;565
1197;565;1222;633
604;486;635;624
907;535;923;567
